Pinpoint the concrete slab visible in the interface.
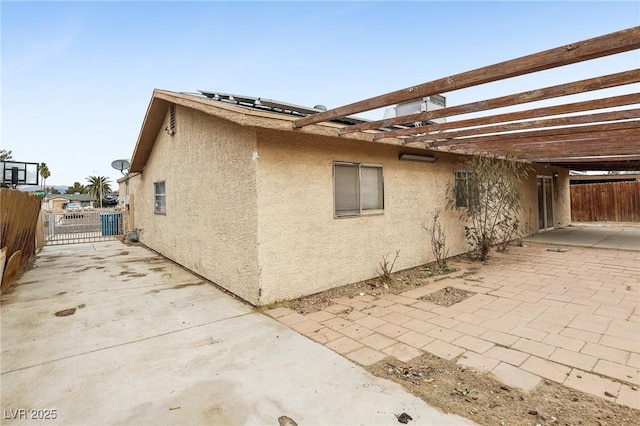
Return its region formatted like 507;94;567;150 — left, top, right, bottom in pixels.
268;240;640;410
1;242;472;425
525;223;640;251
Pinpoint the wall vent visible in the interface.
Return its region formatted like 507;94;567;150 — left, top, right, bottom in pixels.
165;104;177;136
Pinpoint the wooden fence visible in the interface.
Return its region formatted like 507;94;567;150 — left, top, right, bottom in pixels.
570;181;640;222
0;189;43;290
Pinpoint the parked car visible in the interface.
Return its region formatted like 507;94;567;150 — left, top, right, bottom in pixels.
102;195;119;207
64;202;84;219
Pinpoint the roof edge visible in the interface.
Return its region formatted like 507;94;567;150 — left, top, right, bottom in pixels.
129;90;421;173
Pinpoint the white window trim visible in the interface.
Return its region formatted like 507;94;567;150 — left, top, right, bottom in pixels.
154;181;166;215
333;161;384;218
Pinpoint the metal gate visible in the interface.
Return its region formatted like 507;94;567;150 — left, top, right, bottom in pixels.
44;209;124;245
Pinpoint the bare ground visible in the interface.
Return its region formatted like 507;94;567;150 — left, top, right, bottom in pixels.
368;353;640;426
273;254;640;426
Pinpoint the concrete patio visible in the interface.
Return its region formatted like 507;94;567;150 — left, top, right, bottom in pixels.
525;223;640;251
0;242;471;425
267;236;640;410
2;224;639;424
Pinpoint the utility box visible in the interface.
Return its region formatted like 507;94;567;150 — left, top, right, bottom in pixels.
395;95;447;124
100;212;120;236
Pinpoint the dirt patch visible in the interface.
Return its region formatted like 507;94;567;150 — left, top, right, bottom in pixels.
172;282;205;290
118;271;147;278
367;354;640;426
278;262;460;314
42;255;64;262
149;267;165;272
146;281;206;293
118;251;129;256
420;286;475;307
127;256;167;265
55;308;76;317
271;251;640;424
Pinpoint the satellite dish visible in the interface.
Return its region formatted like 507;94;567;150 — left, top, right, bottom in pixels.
111;159;130;174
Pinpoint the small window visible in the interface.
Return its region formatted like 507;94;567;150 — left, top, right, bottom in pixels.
334;162;383;217
454;170;471;208
154;181;166;214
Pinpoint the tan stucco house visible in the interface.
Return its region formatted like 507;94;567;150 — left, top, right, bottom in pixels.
121;89;571;306
44;193;96;210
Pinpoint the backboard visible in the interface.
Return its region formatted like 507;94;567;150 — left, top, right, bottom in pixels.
1;161;39;186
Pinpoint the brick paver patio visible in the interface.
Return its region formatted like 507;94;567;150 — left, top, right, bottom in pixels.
267;242;640;410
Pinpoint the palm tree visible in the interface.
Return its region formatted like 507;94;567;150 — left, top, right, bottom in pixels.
40;163;51;190
86;176;112;208
0;149;12;160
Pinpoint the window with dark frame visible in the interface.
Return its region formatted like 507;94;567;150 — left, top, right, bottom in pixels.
154;181;166;214
334;162;384;217
455;170;471;208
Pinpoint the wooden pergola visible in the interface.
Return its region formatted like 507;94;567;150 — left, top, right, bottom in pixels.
293;27;640;171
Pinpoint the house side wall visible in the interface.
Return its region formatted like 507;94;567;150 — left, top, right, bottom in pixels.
129;106;261;304
526;166;572;229
255;130;570;304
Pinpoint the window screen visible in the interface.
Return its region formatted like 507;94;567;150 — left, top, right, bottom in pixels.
154;181;166;214
454;171;470;208
334;162;383;217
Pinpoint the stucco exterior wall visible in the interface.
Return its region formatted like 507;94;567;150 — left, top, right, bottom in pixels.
130;106;571;306
521;165;572;232
254;130;572;304
129;106;261;304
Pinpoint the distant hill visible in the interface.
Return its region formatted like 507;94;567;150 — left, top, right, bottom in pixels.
17;185;68;193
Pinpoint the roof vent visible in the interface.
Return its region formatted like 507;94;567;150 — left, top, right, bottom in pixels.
314;105;327;111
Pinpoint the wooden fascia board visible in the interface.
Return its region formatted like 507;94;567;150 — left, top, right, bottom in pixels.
294;26;640;128
129;92;171;173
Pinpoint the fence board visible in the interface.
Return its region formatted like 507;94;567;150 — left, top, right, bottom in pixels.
0;189;43;290
571;181;640;222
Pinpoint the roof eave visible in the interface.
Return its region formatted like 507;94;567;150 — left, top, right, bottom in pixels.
128;90;416;173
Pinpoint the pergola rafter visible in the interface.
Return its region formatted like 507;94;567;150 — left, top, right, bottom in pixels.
292;27;640;171
399;109;639;143
373;93;640;140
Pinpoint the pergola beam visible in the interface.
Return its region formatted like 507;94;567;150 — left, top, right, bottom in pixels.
294;27;640;128
373;93;640;140
401;109;639;143
411;120;640;145
342;70;640;135
537;155;640;163
436;129;640;158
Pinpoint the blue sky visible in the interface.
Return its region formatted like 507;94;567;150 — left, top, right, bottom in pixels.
2;1;639;188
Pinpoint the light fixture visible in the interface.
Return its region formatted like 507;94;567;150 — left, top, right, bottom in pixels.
552;171;559;179
399;154;437;163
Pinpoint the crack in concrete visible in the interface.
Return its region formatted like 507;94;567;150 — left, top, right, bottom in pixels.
1;312;252;375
